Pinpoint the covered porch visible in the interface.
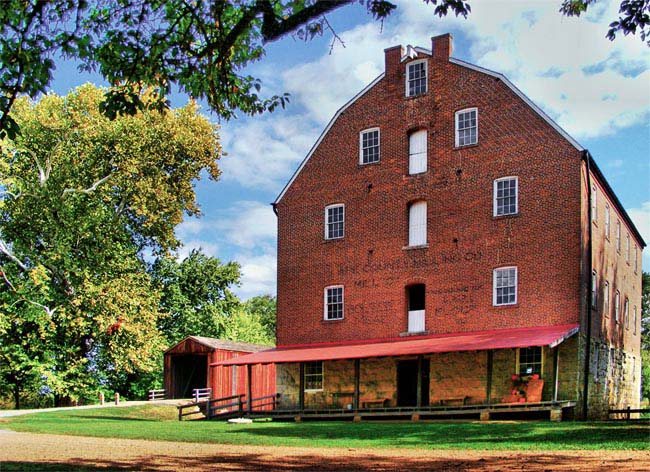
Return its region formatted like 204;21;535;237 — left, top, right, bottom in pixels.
210;324;580;422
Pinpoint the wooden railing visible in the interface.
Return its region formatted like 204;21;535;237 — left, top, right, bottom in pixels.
192;387;212;403
148;389;166;401
177;393;281;421
608;407;650;420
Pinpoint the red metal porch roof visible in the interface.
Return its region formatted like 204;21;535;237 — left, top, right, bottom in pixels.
211;324;580;366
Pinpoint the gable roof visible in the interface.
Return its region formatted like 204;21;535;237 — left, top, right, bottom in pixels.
165;336;272;354
273;53;585;206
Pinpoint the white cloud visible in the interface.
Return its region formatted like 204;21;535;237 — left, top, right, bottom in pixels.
222;201;277;250
175;240;220;260
219;113;319;191
236;253;277;300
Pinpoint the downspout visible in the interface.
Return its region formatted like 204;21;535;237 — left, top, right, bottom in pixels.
582;150;593;421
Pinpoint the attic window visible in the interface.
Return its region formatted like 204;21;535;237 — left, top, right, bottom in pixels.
406;60;427;97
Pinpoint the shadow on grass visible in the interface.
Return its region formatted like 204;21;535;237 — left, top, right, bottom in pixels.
224;421;650;449
0;451;643;472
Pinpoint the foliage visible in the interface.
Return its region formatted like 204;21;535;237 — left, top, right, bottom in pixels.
2;0;645;139
150;250;241;346
243;294;277;341
641;272;649;401
3;405;650;450
223;306;275;346
0;85;221;406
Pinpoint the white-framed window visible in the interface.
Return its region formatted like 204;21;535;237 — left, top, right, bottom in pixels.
406;59;427;97
614;290;620;324
518;346;542;376
455;108;478;147
304;361;323;391
408;201;427;246
634;245;638;273
493;266;517;306
591;185;597;223
605;204;610;239
616;220;621;252
408;129;427;175
359;128;380;165
634;305;637;335
624;298;629;330
324;204;344;240
604;280;610;317
324;285;344;320
494;176;518;216
625;233;630;262
591;270;597;309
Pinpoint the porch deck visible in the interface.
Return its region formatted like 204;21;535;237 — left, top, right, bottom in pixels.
244;400;577;422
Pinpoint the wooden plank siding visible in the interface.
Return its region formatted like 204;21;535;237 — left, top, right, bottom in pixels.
164;337;275;403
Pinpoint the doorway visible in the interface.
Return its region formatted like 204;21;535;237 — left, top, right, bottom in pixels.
171;354;207;398
396;358;430;407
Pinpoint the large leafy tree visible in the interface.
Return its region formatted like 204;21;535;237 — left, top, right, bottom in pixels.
1;0;646;139
641;272;649;401
0;84;221;406
243;294;277;341
151;249;241;345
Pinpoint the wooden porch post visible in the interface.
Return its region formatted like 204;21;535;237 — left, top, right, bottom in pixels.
416;355;423;408
553;345;560;403
486;350;493;404
299;362;305;411
353;358;360;411
246;364;252;414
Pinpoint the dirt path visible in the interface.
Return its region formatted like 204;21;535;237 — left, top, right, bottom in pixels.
0;431;648;471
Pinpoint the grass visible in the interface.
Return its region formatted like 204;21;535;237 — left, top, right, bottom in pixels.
1;405;648;451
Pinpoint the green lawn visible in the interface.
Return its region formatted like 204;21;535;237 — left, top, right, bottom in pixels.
1;405;648;451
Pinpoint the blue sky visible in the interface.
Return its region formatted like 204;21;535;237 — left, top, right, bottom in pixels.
50;0;650;299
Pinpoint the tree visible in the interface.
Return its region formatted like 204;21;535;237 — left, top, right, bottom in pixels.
243;294;277;341
642;272;649;401
150;249;241;346
0;84;221;406
2;0;645;139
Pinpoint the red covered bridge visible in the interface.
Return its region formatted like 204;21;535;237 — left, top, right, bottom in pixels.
163;336;275;400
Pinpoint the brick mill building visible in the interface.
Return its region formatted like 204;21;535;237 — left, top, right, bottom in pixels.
215;34;645;420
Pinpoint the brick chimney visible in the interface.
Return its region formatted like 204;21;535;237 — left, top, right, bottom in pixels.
432;33;453;60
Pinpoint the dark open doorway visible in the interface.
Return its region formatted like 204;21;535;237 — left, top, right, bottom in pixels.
397;359;430;407
171;354;207;398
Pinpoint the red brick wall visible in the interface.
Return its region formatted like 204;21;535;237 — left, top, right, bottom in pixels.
276;35;584;346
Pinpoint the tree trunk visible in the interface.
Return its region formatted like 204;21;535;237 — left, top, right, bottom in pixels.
13;384;20;410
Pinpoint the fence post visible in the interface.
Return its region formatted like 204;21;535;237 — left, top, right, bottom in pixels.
627;406;631;420
178;406;182;422
238;394;243;414
99;392;104;406
114;393;119;405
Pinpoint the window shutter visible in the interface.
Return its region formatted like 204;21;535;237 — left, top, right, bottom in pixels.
409;130;427;174
409;201;427;246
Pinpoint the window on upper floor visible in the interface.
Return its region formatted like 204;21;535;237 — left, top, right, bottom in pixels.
604;280;610;316
455;108;478;147
591;185;597;223
304;361;323;391
359;128;380;165
408;201;427;247
325;204;344;240
324;285;344;321
605;204;610;239
494;266;517;306
408;129;427;175
406;60;427;97
634;245;638;273
591;270;597;309
634;306;638;335
616;220;621;252
407;284;426;333
518;346;542;376
614;290;620;323
494;177;518;217
624;298;629;330
625;233;630;262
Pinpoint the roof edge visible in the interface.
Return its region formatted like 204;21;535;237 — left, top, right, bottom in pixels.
273;72;385;205
586;151;646;248
449;58;584;152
